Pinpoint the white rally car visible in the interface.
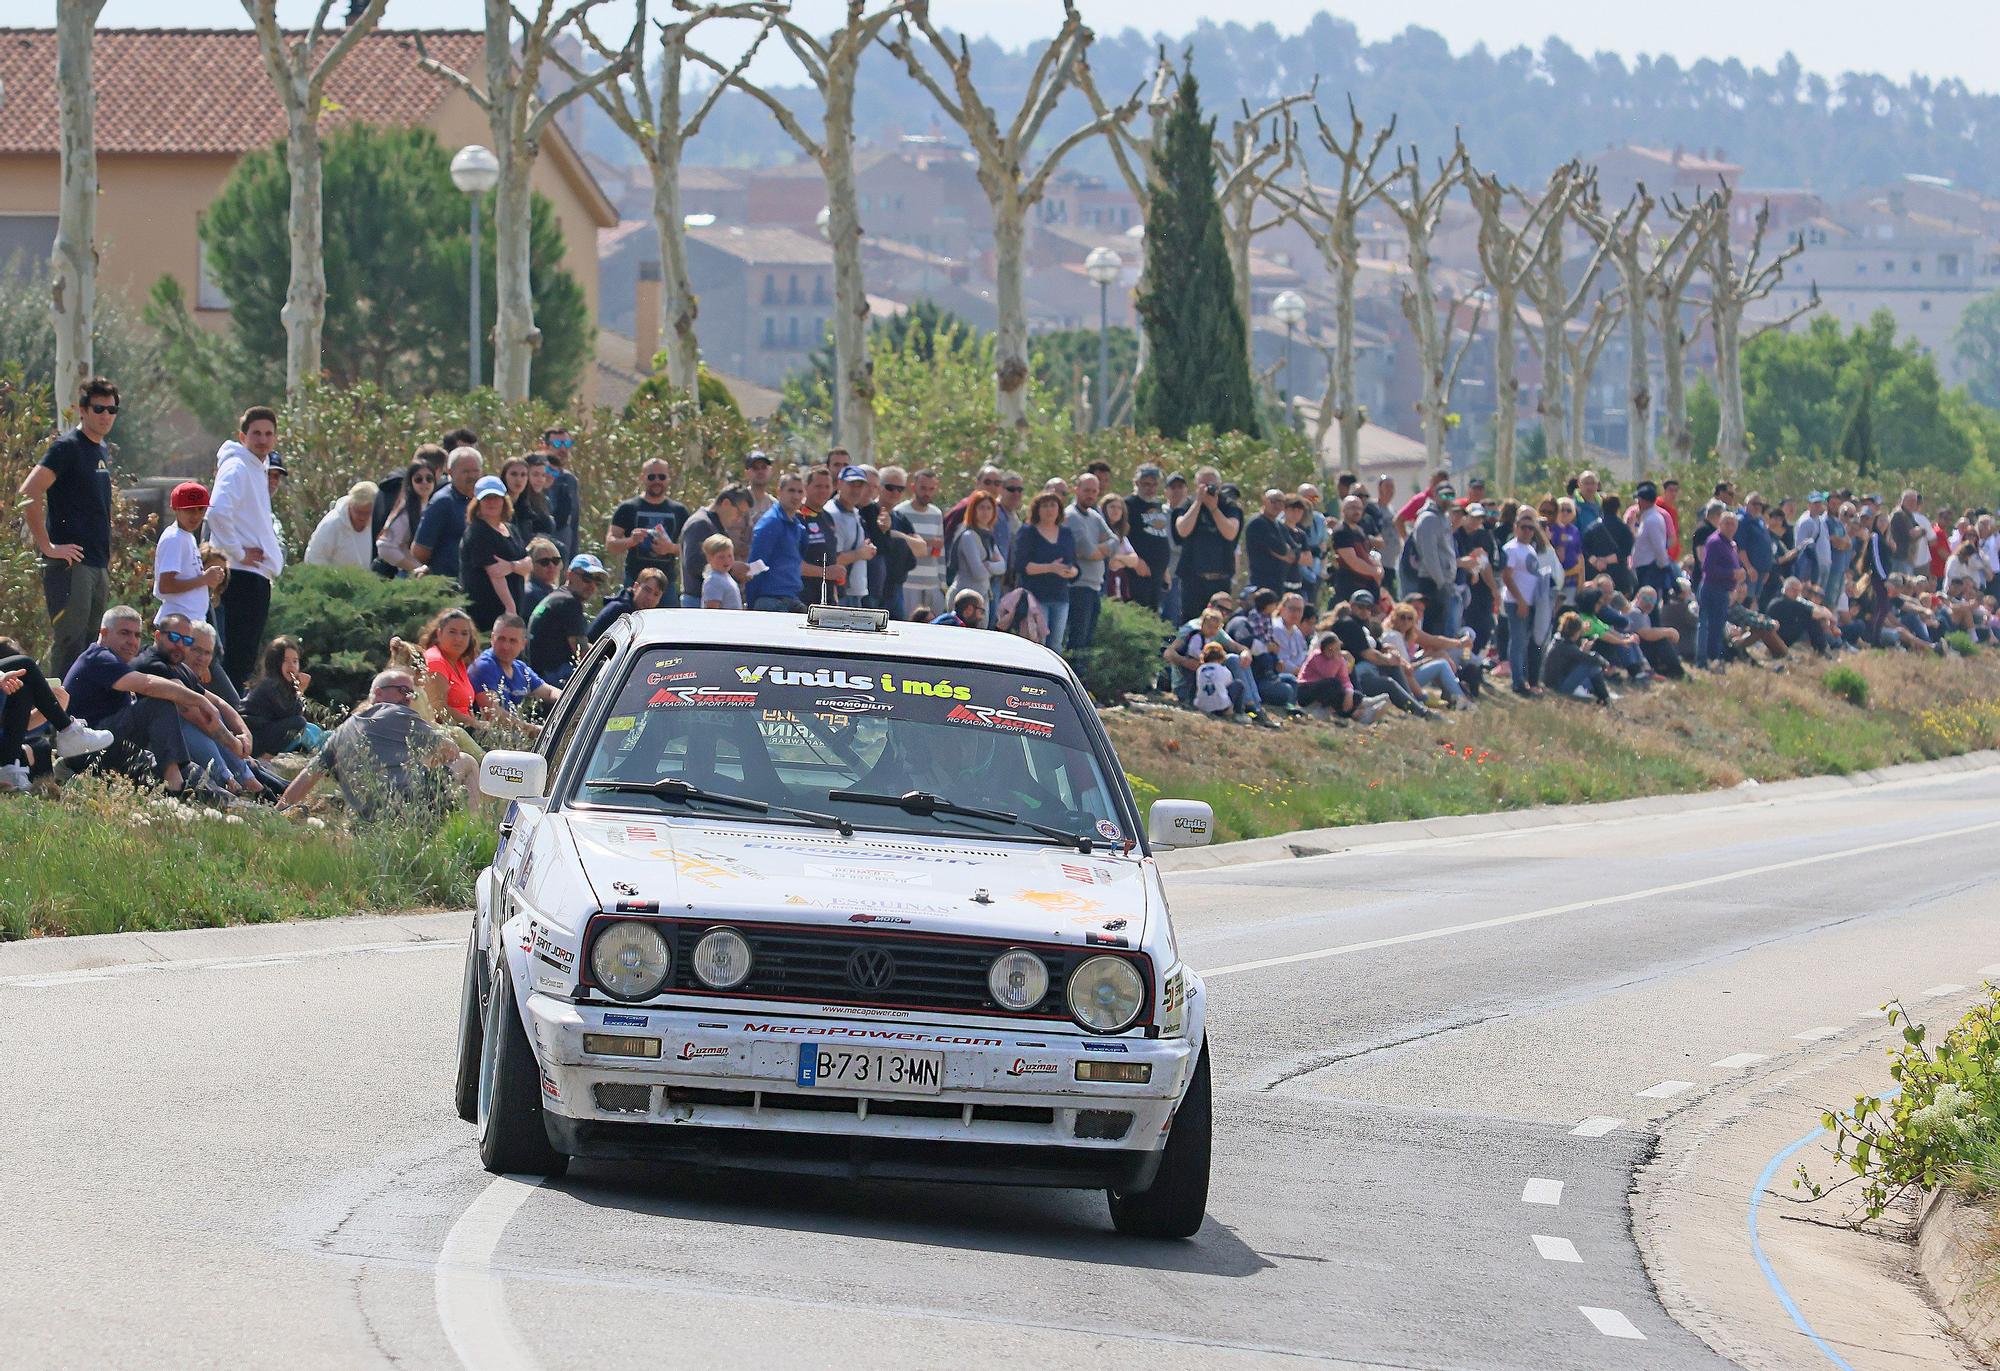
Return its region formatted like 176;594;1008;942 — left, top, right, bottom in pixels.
453;605;1216;1237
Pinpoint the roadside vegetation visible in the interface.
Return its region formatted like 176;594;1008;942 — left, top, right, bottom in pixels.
0;776;493;940
1107;650;2000;843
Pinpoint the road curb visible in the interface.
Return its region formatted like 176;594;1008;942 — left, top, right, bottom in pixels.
1155;748;2000;874
0;908;468;981
1918;1187;2000;1361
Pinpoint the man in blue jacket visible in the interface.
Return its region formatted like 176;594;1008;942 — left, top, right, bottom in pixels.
746;471;808;612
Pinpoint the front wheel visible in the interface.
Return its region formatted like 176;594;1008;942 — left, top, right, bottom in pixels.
1107;1042;1211;1238
452;924;485;1123
476;965;568;1178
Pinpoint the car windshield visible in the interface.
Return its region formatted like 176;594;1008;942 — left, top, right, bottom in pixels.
571;648;1132;846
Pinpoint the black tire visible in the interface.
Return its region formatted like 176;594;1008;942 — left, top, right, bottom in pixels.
451;923;486;1124
476;966;569;1178
1107;1042;1211;1239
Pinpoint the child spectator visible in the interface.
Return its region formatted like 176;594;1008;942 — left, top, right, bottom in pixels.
154;482;223;626
1193;642;1239;717
701;534;743;610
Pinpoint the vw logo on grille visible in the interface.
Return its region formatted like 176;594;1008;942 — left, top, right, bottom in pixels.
844;947;897;993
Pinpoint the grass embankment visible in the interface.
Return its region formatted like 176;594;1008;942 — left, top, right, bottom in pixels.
1106;651;2000;844
0;780;494;940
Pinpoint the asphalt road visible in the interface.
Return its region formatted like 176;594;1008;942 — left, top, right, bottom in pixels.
6;764;1999;1370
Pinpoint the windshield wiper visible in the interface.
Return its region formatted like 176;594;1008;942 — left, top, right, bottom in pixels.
584;777;853;836
829;788;1094;853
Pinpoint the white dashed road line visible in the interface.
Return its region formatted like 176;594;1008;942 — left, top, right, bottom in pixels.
1570;1117;1622;1138
1580;1307;1647;1340
1923;983;1967;997
1521;1178;1564;1206
1791;1026;1844;1041
1711;1053;1768;1070
1532;1235;1582;1264
436;1176;546;1371
1858;1008;1892;1019
1636;1080;1694;1099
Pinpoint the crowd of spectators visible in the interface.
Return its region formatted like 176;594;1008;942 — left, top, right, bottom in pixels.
13;373;1998;815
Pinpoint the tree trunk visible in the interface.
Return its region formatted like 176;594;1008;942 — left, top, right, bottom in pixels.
1491;294;1518;494
823;78;874;461
1714;302;1747;465
991;205;1029;436
1657;301;1692;464
1227;204;1256;385
52;0;103;418
1539;312;1566;468
652;155;700;396
1567;355;1589;466
1334;242;1362;476
1623;291;1650;480
491;147;537;401
281;99;325;392
1402;264;1449;469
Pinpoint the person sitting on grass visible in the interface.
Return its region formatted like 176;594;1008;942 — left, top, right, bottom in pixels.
0;636;112;792
1572;588;1651;684
527;553;608;688
415;608;482;732
179;622;289;797
1294;632;1386;724
1328;592;1438;720
1397;590;1485;700
1766;577;1841;656
469;614;561;726
279;670;474;822
61;605;214;793
1192;642;1242;718
132;612;268;798
1613;585;1686;680
1541;611;1613;705
242;636;323;756
1380;601;1470;709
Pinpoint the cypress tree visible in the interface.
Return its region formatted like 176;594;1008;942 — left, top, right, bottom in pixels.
1135;68;1260;439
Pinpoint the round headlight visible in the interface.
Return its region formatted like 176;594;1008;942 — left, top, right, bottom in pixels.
987;949;1049;1012
692;927;753;990
589;921;672;1001
1066;955;1145;1033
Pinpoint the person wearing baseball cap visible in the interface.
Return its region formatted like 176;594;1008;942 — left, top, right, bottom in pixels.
462;474;529;630
153;481;223;626
827;464;877;606
526;553;609;687
740;448;776;524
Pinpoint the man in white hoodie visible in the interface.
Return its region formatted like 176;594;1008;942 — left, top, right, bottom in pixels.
207;405;287;684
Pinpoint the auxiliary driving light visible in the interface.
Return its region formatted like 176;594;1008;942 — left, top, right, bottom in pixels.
582;1034;662;1058
986;949;1050;1011
692;927;753;990
1075;1060;1151;1084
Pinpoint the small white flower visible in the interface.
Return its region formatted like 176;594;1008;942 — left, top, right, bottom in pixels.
225;814;245;825
305;816;327;830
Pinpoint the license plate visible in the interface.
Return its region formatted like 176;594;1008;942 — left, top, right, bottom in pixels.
796;1043;943;1095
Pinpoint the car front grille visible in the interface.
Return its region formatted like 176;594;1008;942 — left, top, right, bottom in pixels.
603;918;1140;1021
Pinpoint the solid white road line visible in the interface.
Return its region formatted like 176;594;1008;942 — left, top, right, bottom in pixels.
1711;1053;1769;1070
1571;1117;1622;1138
1923;983;1968;997
1521;1178;1564;1206
1198;817;2000;980
1791;1026;1844;1041
1532;1235;1583;1264
1636;1080;1694;1099
1580;1307;1647;1340
437;1176;545;1371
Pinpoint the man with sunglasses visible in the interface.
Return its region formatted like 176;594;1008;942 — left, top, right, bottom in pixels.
62;606;211;793
20;376;120;678
279;670;470;821
518;537;565;621
134;612;267;795
607;459;688;591
536;427;583;559
869;465;927;615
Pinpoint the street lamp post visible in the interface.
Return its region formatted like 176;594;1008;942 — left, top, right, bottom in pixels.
1083;246;1122;431
1272;289;1307;430
816;205;837;444
449;145;500;391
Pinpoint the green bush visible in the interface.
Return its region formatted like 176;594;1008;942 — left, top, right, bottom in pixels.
264;566;464;706
1946;629;1979;656
625;358;742;419
1074;598;1172;703
1824;664;1870;707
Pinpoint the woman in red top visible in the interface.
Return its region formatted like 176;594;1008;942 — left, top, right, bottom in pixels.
419;608;480;728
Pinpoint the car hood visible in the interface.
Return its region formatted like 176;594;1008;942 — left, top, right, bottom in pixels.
564;813;1147;947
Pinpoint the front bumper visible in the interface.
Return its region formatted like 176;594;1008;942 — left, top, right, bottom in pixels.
525;995;1196;1184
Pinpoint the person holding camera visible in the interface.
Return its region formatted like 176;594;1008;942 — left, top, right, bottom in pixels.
1173;466;1242;614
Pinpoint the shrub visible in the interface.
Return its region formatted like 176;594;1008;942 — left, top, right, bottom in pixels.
625;359;742;419
1946;629;1978;656
1074;598;1172;703
1824;664;1870;706
264;566;465;706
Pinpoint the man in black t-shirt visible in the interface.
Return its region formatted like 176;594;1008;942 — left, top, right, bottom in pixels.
1172;465;1242;612
527;555;608;687
20;376;119;677
607;459;689;588
1243;489;1300;595
1124;463;1173;613
1329;495;1383;605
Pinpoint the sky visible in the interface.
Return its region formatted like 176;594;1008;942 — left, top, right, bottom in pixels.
16;0;2000;93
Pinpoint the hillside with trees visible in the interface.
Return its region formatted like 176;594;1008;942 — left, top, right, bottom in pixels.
676;15;1998;194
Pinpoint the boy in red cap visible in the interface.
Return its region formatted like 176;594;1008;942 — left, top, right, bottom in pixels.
154;481;224;626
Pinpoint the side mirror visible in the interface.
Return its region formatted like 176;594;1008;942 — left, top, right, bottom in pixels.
1147;799;1213;850
479;749;548;801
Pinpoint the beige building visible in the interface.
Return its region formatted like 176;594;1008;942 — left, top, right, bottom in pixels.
0;27;615;330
